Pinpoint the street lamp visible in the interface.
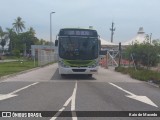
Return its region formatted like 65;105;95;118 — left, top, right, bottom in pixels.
50;12;55;46
50;11;55;63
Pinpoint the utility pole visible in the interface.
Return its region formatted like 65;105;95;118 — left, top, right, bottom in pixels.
118;42;121;67
150;33;152;44
110;22;116;43
50;12;55;47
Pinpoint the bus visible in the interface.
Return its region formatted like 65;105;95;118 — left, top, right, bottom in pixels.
55;28;101;77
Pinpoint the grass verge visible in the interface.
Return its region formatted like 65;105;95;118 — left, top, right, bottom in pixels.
115;67;160;82
0;60;38;77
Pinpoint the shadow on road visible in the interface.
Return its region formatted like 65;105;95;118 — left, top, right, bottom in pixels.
51;68;97;81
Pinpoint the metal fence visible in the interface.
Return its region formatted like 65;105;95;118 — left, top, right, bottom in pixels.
37;49;58;66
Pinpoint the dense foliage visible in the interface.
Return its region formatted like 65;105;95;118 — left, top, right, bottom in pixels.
0;16;50;57
115;67;160;81
125;41;160;67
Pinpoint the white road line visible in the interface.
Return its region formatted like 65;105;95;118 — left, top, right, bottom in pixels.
109;82;158;108
50;107;65;119
64;96;72;107
9;82;39;95
50;81;78;120
109;82;135;96
71;82;78;120
0;82;39;101
71;81;77;111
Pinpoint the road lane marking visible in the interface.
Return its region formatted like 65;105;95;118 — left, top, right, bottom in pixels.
9;82;39;94
109;82;158;108
64;96;72;107
109;82;136;96
71;82;77;120
71;81;77;111
0;82;39;101
51;107;65;119
50;81;78;120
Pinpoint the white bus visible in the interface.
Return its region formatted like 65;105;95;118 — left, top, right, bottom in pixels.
55;28;101;77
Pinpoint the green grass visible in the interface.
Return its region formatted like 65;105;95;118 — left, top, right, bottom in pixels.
0;60;38;77
115;67;160;81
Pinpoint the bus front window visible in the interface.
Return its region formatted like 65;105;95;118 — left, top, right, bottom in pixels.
59;37;98;60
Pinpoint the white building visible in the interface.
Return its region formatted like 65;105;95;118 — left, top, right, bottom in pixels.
100;38;117;46
122;27;150;45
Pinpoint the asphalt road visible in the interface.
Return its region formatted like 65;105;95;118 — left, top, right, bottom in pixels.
0;63;160;120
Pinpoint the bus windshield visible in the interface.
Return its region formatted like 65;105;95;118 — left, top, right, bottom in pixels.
59;37;98;60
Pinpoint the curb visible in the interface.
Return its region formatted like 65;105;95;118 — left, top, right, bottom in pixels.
147;81;160;88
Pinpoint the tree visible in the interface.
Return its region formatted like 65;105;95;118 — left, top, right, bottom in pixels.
126;42;160;68
18;29;39;55
6;28;17;54
1;17;51;57
0;26;9;54
36;39;50;45
152;39;160;46
0;37;8;52
12;17;25;34
28;27;35;36
0;26;4;39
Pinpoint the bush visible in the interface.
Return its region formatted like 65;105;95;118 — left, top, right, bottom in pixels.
129;70;150;81
13;49;20;58
115;67;135;74
115;67;160;81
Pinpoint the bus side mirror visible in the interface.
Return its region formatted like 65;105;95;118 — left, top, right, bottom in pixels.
99;40;101;49
99;40;101;46
55;40;58;46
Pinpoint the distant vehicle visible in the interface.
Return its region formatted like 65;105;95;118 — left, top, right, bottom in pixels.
55;28;101;77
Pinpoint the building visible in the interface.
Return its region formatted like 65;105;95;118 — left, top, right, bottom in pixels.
100;38;118;50
122;27;150;45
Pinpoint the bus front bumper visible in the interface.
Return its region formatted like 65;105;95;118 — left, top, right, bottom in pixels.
59;66;98;75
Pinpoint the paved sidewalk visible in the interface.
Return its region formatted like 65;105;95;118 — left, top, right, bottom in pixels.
2;63;57;82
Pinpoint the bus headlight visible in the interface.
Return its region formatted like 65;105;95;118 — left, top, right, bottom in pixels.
88;61;98;68
59;61;70;68
89;64;96;68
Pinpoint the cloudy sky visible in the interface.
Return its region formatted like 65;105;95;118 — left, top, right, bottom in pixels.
0;0;160;43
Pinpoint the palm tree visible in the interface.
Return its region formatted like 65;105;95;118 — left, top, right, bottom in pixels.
12;17;25;34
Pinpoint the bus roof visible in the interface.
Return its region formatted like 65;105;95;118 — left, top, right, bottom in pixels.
58;28;98;37
60;28;96;31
